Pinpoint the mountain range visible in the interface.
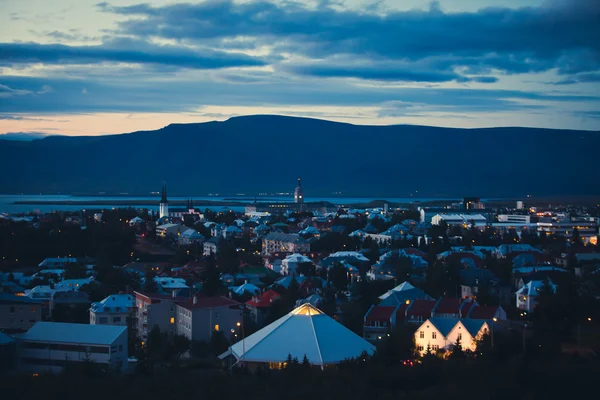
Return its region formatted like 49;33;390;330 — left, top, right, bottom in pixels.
1;115;599;197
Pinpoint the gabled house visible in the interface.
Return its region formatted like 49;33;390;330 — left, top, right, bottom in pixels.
246;289;281;325
378;282;434;307
414;318;489;355
516;279;557;312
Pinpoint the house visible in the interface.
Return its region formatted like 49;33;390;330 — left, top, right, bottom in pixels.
224;225;243;239
363;304;408;341
219;303;375;369
467;305;507;321
90;294;135;326
128;216;144;226
176;296;243;342
203;237;223;256
55;277;94;291
231;282;261;297
178;229;205;246
378;282;434;306
0;294;44;331
38;257;78;268
211;223;227;238
317;251;371;272
262;233;310;256
516;279;557;312
405;299;438;324
154;277;189;295
134;291;182;340
414;318;489;355
19;322;128;373
431;214;487;227
50;291;91;323
156;223;183;238
281;253;312;276
246;290;281;325
296;294;323;308
23;285;69;302
497;244;542;259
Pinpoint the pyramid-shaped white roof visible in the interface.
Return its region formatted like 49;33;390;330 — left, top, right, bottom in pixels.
227;304;375;366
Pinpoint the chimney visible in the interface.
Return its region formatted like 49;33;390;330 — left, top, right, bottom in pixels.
245;279;248;284
172;289;176;298
193;296;197;305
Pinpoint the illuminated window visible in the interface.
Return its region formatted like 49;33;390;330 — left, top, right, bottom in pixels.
419;331;424;339
170;317;175;324
214;324;219;331
432;332;437;339
458;333;462;340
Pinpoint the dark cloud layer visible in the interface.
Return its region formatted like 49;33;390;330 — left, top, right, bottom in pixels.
98;0;600;76
0;39;267;70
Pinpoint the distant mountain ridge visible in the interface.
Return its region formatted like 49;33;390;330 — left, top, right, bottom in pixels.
0;115;599;197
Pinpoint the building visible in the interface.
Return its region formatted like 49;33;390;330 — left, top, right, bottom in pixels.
246;290;281;325
463;197;485;210
203;236;223;256
516;201;524;210
50;291;91;323
0;294;43;331
176;296;242;342
159;184;169;219
39;257;78;268
516;279;557;312
179;228;205;246
134;292;180;340
498;214;531;224
90;294;135;326
378;282;434;306
262;232;310;256
220;303;375;369
414;318;489;355
431;214;487;227
156;223;182;238
19;322;128;373
537;220;598;244
281;253;312;276
0;331;16;372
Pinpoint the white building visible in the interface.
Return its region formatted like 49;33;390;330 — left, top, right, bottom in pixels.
414;318;489;355
516;279;557;312
156;223;182;238
262;233;310;256
220;304;375;369
128;216;144;226
19;322;128;373
176;296;242;342
498;214;531;224
281;253;312;276
178;229;205;246
159;184;169;219
38;257;78;268
90;294;135;326
431;214;487;227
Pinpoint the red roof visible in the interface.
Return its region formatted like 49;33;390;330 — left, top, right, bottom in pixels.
395;302;410;322
180;296;241;310
434;298;462;314
246;290;281;308
460;300;476;318
406;299;436;318
365;306;397;322
402;248;428;259
469;305;499;320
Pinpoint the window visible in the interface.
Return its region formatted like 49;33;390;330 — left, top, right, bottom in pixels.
113;316;121;323
432;332;437;339
214;324;219;331
458;333;462;340
99;317;108;324
419;331;424;339
432;345;440;351
170;317;175;324
417;345;424;351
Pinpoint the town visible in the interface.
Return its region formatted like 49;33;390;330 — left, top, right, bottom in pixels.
1;179;600;398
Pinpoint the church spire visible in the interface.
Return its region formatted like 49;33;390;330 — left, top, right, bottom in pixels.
161;183;168;204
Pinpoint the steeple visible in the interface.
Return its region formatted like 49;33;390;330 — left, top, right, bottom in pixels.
161;183;168;204
294;177;304;206
297;177;301;187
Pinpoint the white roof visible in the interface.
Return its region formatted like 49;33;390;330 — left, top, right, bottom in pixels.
23;322;127;345
348;230;366;237
129;216;144;224
327;251;369;261
55;277;93;290
91;293;135;313
155;277;189;289
299;226;320;235
226;304;375;366
157;223;180;229
283;253;312;263
181;229;203;238
39;257;78;267
232;283;261;295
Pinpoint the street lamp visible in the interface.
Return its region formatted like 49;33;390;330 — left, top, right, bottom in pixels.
237;321;245;367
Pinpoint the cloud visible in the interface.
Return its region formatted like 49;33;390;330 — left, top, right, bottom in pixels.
99;0;600;75
0;39;268;70
551;72;600;85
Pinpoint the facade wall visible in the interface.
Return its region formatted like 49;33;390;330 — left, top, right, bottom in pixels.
414;323;447;354
19;329;128;374
136;296;176;340
177;305;242;342
90;310;132;326
0;303;43;330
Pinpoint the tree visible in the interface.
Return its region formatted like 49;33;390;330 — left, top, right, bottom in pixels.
449;336;464;360
172;334;191;359
296;262;316;277
202;255;223;296
143;269;158;293
210;330;230;356
328;262;349;290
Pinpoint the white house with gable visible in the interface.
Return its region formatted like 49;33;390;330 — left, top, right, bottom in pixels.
414;318;489;355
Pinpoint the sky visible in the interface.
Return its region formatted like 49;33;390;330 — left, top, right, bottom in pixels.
1;0;599;136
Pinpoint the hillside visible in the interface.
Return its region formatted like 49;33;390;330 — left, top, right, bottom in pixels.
1;115;599;197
